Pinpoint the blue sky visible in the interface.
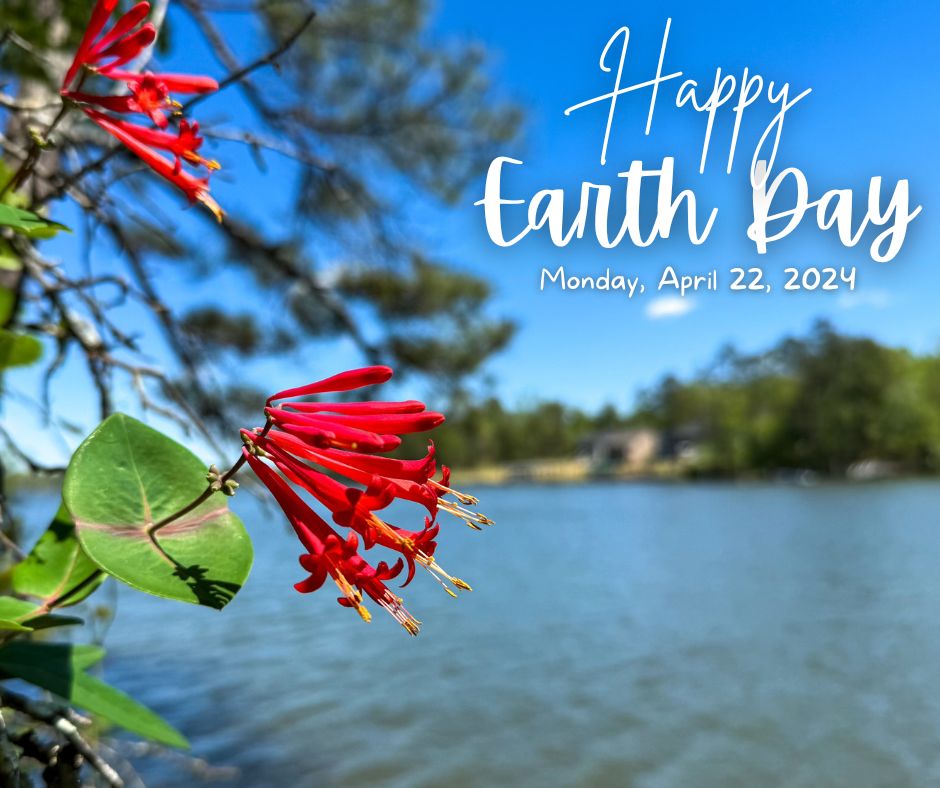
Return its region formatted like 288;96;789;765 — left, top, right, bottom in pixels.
5;0;940;462
428;0;939;409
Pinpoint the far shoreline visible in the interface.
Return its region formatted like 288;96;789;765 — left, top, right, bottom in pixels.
451;460;937;489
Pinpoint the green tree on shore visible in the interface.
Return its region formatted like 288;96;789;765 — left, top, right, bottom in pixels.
436;322;940;477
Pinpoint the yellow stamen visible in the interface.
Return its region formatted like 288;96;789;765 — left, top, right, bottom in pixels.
367;514;415;552
330;567;362;607
430;480;479;506
417;553;473;594
198;191;224;223
437;499;494;527
376;593;421;636
185;152;222;171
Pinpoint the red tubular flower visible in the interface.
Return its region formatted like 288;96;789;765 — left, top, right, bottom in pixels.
64;0;224;220
66;72;218;129
280;407;446;434
248;431;463;593
241;366;491;632
118;71;218;127
106;70;220;94
62;0;155;91
265;407;403;453
259;366;492;527
84;110;223;221
261;426;439;513
81;112;217;173
266;366;395;403
243;449;420;635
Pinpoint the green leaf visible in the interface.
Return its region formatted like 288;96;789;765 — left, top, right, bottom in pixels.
0;642;187;748
22;613;84;630
52;643;107;671
0;290;13;325
0;599;32;631
0;241;23;326
0;242;21;272
0;623;31;632
0;329;41;369
0;204;70;239
0;596;82;631
14;503;105;607
0;598;36;621
64;413;252;610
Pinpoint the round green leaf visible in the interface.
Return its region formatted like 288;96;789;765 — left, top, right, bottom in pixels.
13;503;105;607
0;329;41;369
63;414;252;609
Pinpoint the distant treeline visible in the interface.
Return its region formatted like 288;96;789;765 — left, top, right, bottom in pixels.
420;322;940;476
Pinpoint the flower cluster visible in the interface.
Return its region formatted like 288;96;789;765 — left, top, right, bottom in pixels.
242;366;492;635
62;0;223;219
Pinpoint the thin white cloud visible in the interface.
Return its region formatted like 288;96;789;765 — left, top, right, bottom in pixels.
837;289;892;310
646;296;694;320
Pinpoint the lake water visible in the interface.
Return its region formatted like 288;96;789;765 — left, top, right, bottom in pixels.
14;481;940;787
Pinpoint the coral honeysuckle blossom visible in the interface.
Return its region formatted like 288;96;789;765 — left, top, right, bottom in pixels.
61;0;223;220
60;0;156;88
242;366;493;635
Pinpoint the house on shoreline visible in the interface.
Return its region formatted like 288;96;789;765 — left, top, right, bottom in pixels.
579;425;704;471
453;427;706;485
578;428;661;471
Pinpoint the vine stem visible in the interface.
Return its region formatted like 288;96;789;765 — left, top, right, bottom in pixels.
23;422;273;618
32;570;104;615
147;419;272;536
25;425;260;618
0;102;70;198
1;68;90;199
